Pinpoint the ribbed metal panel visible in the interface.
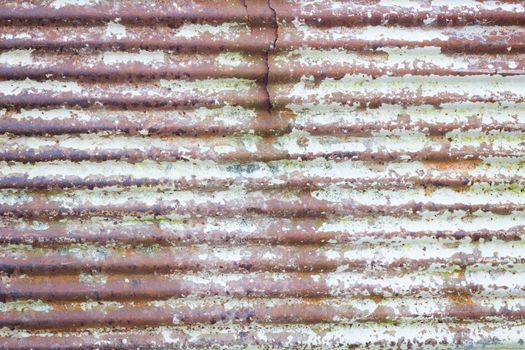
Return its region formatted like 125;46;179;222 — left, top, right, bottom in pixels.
1;0;525;348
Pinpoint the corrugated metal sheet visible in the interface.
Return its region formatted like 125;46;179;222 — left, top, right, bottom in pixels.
1;0;525;348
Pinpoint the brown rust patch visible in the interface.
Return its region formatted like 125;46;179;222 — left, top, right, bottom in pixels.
448;293;474;306
422;159;483;171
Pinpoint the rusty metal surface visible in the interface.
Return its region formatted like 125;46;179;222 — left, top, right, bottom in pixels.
1;0;525;349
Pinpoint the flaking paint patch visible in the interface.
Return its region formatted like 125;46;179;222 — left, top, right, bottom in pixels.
289;102;525;129
215;52;247;67
276;47;472;71
50;0;101;8
57;244;111;261
291;19;453;42
286;74;525;102
105;21;127;39
1;1;525;346
0;190;31;206
212;248;243;262
181;274;243;288
312;183;525;208
0;300;53;313
159;78;256;94
239;134;262;153
78;273;108;285
3;105;258;126
102;50;166;65
429;0;525;12
1;323;525;348
0;49;34;65
174;22;247;40
276;129;367;155
380;46;470;70
447;130;525;152
80;301;124;311
196;106;258;127
319;210;525;234
11;108;91;121
45;185;249;209
30;221;49;231
0;79;83;95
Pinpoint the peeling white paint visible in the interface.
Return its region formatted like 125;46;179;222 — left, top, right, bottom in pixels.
50;0;100;9
174;22;247;40
105;21;127;39
102;50;166;65
0;79;83;95
215;52;246;67
0;49;34;66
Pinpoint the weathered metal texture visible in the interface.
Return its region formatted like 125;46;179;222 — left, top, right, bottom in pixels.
1;0;525;349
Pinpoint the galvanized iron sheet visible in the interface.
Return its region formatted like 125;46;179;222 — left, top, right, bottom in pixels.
1;0;525;348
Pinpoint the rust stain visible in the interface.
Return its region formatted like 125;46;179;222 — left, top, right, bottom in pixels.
422;159;483;171
0;0;525;348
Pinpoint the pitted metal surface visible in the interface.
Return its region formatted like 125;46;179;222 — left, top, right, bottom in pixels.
1;0;525;349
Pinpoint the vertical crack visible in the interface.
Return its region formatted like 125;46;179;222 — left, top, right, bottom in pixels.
263;0;278;118
267;0;278;50
240;0;248;16
244;0;278;120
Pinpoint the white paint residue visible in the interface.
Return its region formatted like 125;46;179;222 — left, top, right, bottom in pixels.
293;21;452;42
379;0;425;10
174;22;246;40
215;52;246;67
0;79;82;95
380;46;469;69
13;108;90;121
287;74;525;102
181;274;242;288
324;250;341;260
159;78;255;94
196;106;257;127
105;21;127;39
313;183;525;208
358;25;450;42
59;244;110;261
290;102;525;129
447;130;525;152
240;134;261;153
47;186;248;210
0;300;53;313
275;129;367;156
325;272;444;296
262;251;279;260
79;273;108;285
30;221;49;231
212;248;243;262
319;210;525;234
213;145;236;154
80;301;123;311
204;217;259;234
370;130;429;153
276;46;474;72
423;16;436;25
274;48;358;66
465;265;525;294
50;0;100;8
0;49;34;66
336;237;525;264
0;190;32;206
102;50;166;65
159;327;179;344
430;0;525;12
